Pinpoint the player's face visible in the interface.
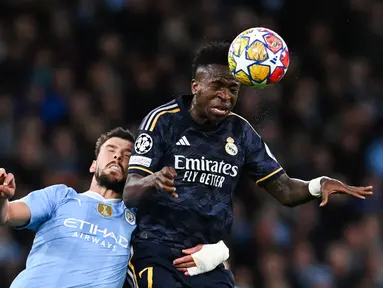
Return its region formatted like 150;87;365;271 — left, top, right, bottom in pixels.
90;137;133;193
191;64;240;124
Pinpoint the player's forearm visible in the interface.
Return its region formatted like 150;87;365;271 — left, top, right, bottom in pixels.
123;173;154;207
0;199;9;225
263;173;317;207
0;200;31;227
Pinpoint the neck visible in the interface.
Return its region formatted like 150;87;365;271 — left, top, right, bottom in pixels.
189;96;209;125
89;177;121;199
189;108;207;124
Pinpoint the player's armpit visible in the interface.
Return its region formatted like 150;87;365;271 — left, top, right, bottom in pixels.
3;201;31;227
263;173;316;207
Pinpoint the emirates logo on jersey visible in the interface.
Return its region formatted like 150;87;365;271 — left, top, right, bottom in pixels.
174;155;239;188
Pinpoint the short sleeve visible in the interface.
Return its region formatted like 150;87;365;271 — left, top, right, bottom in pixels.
128;119;165;177
15;184;69;231
243;123;284;186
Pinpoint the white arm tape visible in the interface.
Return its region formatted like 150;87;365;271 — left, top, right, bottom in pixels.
308;176;325;197
187;240;230;276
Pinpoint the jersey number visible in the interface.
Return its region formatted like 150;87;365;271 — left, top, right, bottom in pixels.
139;267;153;288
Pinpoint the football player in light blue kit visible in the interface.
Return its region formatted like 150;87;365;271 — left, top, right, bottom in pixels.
0;127;229;288
0;128;137;288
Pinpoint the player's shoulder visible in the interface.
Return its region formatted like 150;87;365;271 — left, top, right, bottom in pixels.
138;99;180;132
44;184;77;199
227;112;261;137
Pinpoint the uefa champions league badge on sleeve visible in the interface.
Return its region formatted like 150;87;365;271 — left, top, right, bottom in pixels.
125;210;136;225
134;133;153;154
225;137;238;156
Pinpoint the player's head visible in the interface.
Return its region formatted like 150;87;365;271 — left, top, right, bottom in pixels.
191;41;240;124
90;127;135;194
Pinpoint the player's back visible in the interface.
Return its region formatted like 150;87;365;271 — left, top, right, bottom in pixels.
11;184;136;288
128;95;283;256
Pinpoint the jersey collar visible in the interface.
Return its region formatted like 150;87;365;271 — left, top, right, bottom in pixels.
82;191;122;204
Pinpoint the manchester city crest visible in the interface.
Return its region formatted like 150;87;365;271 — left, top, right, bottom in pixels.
125;210;136;225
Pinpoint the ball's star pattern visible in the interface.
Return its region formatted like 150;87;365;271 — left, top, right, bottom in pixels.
228;27;289;87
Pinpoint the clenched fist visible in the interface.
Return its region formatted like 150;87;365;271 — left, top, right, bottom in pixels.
151;167;178;198
0;168;16;200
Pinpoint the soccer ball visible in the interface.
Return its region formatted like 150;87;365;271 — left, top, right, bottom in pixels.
228;27;290;88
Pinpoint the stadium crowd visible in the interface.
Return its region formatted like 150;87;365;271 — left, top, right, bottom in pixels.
0;0;382;287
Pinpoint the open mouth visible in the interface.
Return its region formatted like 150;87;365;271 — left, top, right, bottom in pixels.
108;164;122;173
210;107;230;116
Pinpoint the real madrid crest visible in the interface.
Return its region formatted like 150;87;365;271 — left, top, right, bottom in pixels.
225;137;238;156
97;203;112;217
125;209;136;225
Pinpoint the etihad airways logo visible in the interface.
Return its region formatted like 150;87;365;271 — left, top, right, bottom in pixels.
174;155;239;188
64;218;129;252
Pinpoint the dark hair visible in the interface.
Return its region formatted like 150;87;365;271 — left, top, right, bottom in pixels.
95;127;135;157
191;41;231;78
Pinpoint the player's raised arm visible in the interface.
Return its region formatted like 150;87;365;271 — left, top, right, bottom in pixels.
0;168;31;227
241;118;373;207
264;173;373;207
0;168;69;229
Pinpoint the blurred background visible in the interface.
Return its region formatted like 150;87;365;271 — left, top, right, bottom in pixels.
0;0;382;287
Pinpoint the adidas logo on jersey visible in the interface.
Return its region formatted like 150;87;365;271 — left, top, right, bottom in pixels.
176;136;190;146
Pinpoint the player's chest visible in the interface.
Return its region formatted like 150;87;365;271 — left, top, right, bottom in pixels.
166;129;245;163
164;129;245;186
50;200;136;251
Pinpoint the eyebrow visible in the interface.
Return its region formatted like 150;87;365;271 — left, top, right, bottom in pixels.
211;78;240;87
105;144;132;153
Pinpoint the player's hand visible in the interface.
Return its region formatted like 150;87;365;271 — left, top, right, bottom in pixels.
319;178;373;207
0;168;16;199
173;244;203;275
152;167;177;198
173;241;230;276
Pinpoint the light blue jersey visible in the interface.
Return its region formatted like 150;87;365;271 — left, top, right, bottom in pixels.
10;184;137;288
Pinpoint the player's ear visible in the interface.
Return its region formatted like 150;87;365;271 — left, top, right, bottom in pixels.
191;79;199;94
89;160;96;173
